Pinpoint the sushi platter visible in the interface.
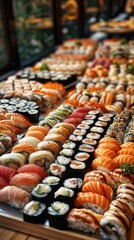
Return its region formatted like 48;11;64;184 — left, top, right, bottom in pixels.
0;38;134;240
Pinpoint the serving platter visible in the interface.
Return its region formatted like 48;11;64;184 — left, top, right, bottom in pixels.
0;203;133;240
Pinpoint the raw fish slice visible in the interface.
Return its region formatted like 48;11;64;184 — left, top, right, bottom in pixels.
74;192;110;214
114;154;134;166
83;170;117;188
54;123;75;134
121;142;134;149
17;164;48;180
12;142;36;159
94;148;117;159
0;176;9;189
0;185;31;208
49;127;70;139
0;165;17;180
10;116;33;128
10;173;40;192
98;137;120;147
118;149;134;156
25;130;45;141
82;180;113;202
67;208;102;233
92;157;117;172
63;118;82;126
97;142;120;152
73;107;89;114
28;125;50;135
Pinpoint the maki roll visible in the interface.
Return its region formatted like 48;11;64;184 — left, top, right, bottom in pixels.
79;144;94;156
82;119;94;127
88;110;100;117
47;201;70;229
54;186;75;206
74;152;91;167
77;123;90;131
73;129;86;136
63;178;82;195
27;109;39;123
56;156;71;170
23;200;47;224
31;183;52;204
69;134;83;143
62;140;77;150
59;148;74;158
69;160;86;178
49;163;66;180
42;176;61;192
90;126;105;136
82;138;97;147
86;132;101;141
84;114;97;121
95;121;108;129
29;150;55;170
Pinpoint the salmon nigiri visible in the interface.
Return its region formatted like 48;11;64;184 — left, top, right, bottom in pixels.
28;125;50;135
98;137;120;147
94;148;117;159
114;154;134;167
121;142;134;149
25;130;45;141
118;149;134;156
10;173;40;192
10;116;33;128
74;192;110;214
97;142;120;153
12;143;36;161
0;185;31;208
82;180;113;202
92;157;117;172
17;164;48;180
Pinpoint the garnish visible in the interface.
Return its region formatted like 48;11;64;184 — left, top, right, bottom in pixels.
75;41;82;47
40;63;50;71
127;63;134;74
120;163;134;175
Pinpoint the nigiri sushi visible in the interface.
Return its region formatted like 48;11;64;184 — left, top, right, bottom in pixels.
121;142;134;149
28;125;50;135
17;164;48;180
0;185;31;208
98;137;120;147
67;208;102;233
54;123;75;134
74;192;110;214
0;165;17;180
94;148;117;159
92;157;117;172
44;134;66;147
48;127;70;139
0;153;25;169
118;149;134;156
114;154;134;167
82;180;113;202
0;176;9;189
10;115;33;128
10;173;41;192
29;150;55;170
25;131;45;141
97;142;120;153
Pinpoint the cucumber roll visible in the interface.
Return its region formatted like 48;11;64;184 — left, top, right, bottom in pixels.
42;176;61;192
60;148;74;158
47;201;70;229
31;183;52;204
54;187;75;207
23;200;47;224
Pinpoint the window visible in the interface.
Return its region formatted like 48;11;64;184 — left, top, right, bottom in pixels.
12;0;55;66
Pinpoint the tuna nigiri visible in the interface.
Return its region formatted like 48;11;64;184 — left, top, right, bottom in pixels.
0;176;9;189
74;192;110;214
0;165;17;180
10;173;40;192
0;185;31;208
17;164;48;180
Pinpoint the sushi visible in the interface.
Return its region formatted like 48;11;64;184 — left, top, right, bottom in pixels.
114;154;134;167
31;183;52;203
37;140;60;157
49;163;66;179
0;153;25;169
44;134;66;148
0;176;9;189
18;136;40;148
0;185;31;208
10;173;41;192
74;152;90;166
11;143;36;162
54;186;75;206
42;176;61;192
92;157;117;172
47;201;70;230
23;200;47;224
59;148;74;158
29;150;55;170
17;164;48;180
67;208;102;233
63;177;82;195
69;160;86;178
25;130;45;141
74;192;110;214
0;165;17;181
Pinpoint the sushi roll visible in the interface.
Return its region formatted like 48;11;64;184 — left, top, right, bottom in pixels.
62;140;77;150
79;144;94;157
82;119;94;127
84;114;97;121
54;123;75;134
12;143;36;163
42;176;61;192
0;153;25;169
18;136;40;148
59;148;74;158
56;156;71;169
86;132;101;141
0;142;5;155
90;126;105;135
67;208;102;233
0;133;12;150
37;140;60;157
82;138;97;146
49;163;66;180
95;121;108;129
69;160;86;178
98;116;112;123
31;183;52;204
29;150;55;170
77;123;90;131
88;110;100;117
47;201;70;229
69;134;83;143
54;186;75;206
73;128;86;137
23;200;47;224
74;152;91;167
44;134;66;148
63;178;82;195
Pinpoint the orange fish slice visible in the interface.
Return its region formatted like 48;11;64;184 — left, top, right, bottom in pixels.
97;142;120;153
114;154;134;167
82;180;113;202
98;137;120;147
121;142;134;149
94;148;117;159
92;157;117;172
118;149;134;156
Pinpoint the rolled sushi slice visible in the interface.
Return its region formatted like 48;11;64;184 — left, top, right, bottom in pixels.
56;156;71;169
29;150;55;170
54;186;74;206
82;138;97;146
47;201;70;229
95;121;108;129
84;114;96;121
69;160;86;178
62;140;76;150
90;126;105;135
69;134;83;142
79;144;94;156
37;140;60;157
77;123;90;131
67;208;102;233
60;148;74;158
86;132;101;141
42;176;61;192
18;136;40;148
63;178;82;195
49;163;66;179
12;143;36;163
0;153;25;169
74;152;91;167
82;119;94;127
23;200;47;224
44;134;66;148
31;183;52;204
73;129;86;136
